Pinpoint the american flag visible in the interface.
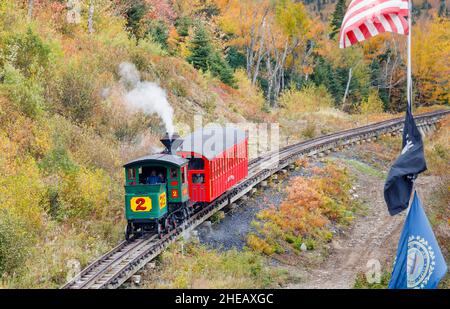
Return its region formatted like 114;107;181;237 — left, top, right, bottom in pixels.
339;0;410;48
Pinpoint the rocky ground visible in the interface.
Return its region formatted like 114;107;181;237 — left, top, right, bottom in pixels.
197;143;439;289
197;164;324;251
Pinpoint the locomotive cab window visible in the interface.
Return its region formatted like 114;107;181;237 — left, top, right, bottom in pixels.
127;168;136;180
192;173;205;184
139;166;166;184
188;158;204;170
170;168;178;179
181;166;187;183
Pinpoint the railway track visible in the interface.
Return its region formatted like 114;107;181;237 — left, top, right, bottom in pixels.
62;109;449;289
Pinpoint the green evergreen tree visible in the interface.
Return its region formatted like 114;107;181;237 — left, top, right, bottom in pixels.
330;0;347;39
125;0;147;39
175;16;192;37
311;56;344;106
187;25;214;72
187;25;235;87
225;46;246;70
209;52;236;87
145;20;169;49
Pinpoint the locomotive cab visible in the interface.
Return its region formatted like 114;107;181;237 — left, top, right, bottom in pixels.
123;133;190;240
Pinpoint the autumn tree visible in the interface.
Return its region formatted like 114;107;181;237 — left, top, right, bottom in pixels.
412;18;450;105
262;0;311;106
215;0;271;85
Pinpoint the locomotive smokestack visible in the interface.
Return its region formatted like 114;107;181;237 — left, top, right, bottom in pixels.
160;132;183;154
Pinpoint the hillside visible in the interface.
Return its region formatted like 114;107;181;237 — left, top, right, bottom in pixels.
0;1;448;288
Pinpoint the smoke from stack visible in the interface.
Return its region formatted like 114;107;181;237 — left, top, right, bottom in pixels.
118;62;175;137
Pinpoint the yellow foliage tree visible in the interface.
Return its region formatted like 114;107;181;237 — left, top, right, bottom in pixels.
360;89;384;114
413;18;450;105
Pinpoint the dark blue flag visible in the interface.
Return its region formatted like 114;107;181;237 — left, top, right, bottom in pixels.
384;107;427;215
388;191;447;289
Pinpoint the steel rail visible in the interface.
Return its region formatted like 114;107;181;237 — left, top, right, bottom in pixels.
61;109;449;289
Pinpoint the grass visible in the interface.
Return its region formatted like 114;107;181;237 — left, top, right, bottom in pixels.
354;270;391;289
142;241;288;289
335;158;386;179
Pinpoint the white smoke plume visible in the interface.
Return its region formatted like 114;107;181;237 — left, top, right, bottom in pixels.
118;62;175;137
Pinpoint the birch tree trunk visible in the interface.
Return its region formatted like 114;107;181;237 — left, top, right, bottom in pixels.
88;0;95;34
343;67;352;106
28;0;34;21
245;9;269;84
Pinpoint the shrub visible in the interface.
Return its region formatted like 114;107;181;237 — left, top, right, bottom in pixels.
301;121;316;139
55;60;100;123
249;162;356;255
175;16;192;37
0;63;44;118
137;36;168;58
230;69;266;117
170;79;188;97
360;89;384;114
57;167;113;221
0;210;35;276
247;234;275;255
14;226;116;288
279;83;334;115
0;141;46;276
0;153;47;230
425;115;450;176
0;27;51;78
38;143;78;175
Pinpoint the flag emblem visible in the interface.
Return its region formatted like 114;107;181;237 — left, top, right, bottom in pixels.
407;235;435;288
388;192;447;289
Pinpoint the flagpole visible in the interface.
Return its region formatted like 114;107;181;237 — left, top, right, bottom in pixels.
407;0;412;112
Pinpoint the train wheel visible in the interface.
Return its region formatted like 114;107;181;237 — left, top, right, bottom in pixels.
173;218;178;231
125;222;133;241
165;218;171;233
157;222;163;239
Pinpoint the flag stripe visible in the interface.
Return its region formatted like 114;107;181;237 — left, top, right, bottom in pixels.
364;21;379;36
373;17;386;33
342;0;408;28
339;0;410;48
399;15;409;34
378;14;393;32
385;14;398;33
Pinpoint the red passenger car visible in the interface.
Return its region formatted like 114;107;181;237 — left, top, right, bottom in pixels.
177;125;248;203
